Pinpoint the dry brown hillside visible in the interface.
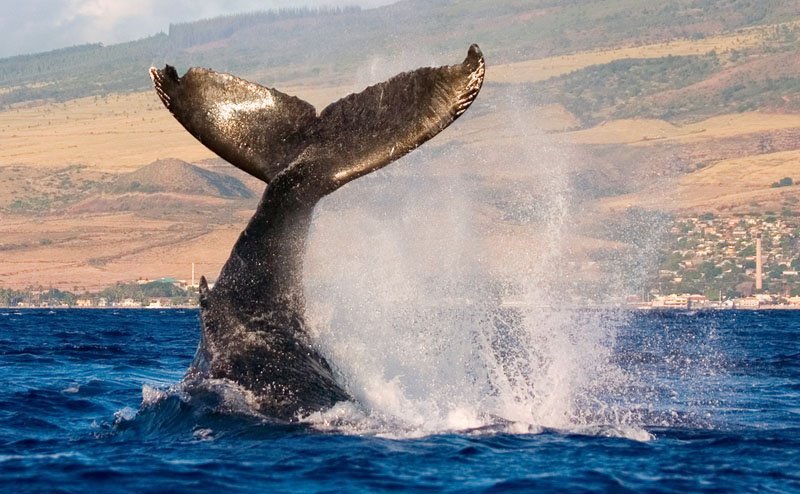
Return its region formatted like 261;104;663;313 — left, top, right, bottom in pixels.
1;16;800;293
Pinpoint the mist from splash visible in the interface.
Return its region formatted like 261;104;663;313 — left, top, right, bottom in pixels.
302;80;650;439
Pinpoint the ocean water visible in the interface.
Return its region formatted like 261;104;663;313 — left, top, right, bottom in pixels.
1;308;798;493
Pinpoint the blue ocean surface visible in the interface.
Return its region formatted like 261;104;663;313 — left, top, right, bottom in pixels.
1;308;798;493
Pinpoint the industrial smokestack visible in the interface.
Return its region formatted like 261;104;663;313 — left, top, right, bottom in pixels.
755;235;763;291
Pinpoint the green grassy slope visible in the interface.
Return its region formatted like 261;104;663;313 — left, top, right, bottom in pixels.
2;0;800;111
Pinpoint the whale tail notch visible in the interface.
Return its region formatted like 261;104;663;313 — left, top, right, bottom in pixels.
150;45;485;200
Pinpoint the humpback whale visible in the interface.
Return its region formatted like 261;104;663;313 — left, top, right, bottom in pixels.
149;45;485;420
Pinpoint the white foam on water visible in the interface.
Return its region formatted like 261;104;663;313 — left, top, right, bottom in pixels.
192;428;215;441
114;406;138;422
141;384;169;405
62;384;80;394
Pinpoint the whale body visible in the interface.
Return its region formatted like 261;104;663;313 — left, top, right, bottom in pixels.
149;45;485;420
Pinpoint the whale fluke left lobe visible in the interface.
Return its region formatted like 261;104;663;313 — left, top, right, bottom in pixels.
149;65;317;183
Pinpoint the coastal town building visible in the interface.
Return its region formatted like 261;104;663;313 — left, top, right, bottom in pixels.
652;213;800;303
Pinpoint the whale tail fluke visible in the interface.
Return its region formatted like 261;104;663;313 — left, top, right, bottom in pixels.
149;44;485;200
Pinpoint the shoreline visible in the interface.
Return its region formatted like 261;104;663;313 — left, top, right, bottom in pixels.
2;305;799;311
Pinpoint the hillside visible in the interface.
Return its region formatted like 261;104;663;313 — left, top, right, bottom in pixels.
4;1;800;128
0;159;256;215
1;0;799;298
2;1;800;108
0;158;259;291
109;159;253;198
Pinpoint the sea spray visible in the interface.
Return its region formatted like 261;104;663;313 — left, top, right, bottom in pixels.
302;86;648;437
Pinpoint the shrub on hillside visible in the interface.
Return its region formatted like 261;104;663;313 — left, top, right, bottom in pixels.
771;177;794;188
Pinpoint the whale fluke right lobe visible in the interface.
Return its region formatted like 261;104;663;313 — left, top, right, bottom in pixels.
296;43;486;197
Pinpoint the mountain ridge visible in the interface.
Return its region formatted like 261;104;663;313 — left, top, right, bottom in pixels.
3;1;800;111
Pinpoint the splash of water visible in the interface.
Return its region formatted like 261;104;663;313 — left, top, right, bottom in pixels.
302;84;649;439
